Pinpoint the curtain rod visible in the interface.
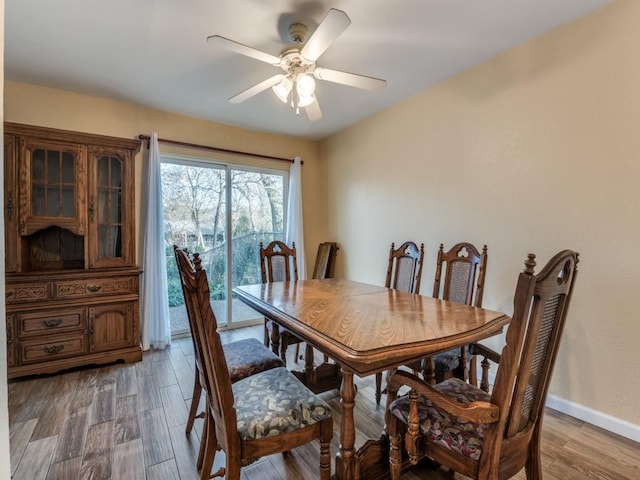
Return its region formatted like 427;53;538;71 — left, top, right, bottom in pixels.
138;135;299;164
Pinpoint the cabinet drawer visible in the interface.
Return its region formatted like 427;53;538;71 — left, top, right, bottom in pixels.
6;283;50;304
17;308;85;337
54;276;135;299
20;335;86;364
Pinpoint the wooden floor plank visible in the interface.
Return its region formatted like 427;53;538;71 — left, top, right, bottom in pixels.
168;424;200;480
116;365;138;398
79;420;113;480
154;359;178;388
9;418;38;476
140;407;174;467
90;382;116;425
52;406;89;463
12;435;58;480
146;459;181;480
45;457;82;480
114;394;141;445
137;374;162;412
174;365;196;401
160;383;190;429
112;438;145;480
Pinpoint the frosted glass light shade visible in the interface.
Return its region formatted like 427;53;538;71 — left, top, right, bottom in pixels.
272;76;293;103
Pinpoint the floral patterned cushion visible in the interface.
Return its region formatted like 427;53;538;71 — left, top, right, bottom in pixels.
389;377;491;461
232;366;332;440
223;338;284;382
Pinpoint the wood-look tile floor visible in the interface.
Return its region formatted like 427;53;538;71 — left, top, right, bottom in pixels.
8;325;640;479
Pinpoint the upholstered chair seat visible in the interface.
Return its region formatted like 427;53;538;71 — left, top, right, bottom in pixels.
233;366;333;440
389;377;490;461
224;338;284;381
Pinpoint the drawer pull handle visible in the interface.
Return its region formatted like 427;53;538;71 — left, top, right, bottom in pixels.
87;285;102;292
43;319;63;328
6;291;13;298
44;345;65;355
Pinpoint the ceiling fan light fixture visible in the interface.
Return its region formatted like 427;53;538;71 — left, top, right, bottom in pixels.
272;76;293;103
297;93;316;108
296;74;316;96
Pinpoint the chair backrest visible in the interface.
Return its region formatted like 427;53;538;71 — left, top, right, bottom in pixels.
260;240;298;283
490;250;579;467
432;242;487;307
385;241;424;294
312;242;339;279
177;247;238;455
174;246;206;375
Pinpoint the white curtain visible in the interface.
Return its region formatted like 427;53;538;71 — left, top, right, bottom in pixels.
140;132;171;350
285;157;307;279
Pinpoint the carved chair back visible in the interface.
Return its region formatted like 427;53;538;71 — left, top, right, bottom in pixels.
432;242;487;307
260;240;298;283
385;241;425;294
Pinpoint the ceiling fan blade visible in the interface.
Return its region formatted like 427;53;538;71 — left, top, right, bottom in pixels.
300;9;351;62
207;35;281;65
229;74;285;103
314;67;387;91
305;98;323;121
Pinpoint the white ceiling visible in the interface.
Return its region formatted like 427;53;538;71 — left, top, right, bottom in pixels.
5;0;613;140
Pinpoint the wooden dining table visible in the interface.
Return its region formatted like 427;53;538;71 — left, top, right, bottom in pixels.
234;278;510;480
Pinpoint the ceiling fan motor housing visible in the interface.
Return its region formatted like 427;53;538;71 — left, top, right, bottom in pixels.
288;23;309;44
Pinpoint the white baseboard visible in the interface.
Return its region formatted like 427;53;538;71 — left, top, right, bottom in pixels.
545;393;640;444
478;370;640;443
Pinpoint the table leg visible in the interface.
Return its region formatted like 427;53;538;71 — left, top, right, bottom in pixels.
335;369;356;480
423;355;436;385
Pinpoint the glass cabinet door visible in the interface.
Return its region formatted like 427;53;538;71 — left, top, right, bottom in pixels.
19;139;85;236
88;148;134;268
97;154;123;260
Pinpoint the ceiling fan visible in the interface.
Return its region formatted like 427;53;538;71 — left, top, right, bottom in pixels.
207;8;386;121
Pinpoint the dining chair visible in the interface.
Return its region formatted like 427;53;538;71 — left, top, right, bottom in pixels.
427;242;488;384
185;251;333;480
312;241;339;280
173;246;284;435
260;240;304;364
311;242;339;364
375;241;425;405
386;250;579;480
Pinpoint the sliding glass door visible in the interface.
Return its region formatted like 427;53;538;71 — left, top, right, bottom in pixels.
161;157;287;336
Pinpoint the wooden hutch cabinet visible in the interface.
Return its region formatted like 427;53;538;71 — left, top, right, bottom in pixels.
4;123;142;378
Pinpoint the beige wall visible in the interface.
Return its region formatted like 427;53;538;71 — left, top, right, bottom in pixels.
3;80;327;271
322;0;640;428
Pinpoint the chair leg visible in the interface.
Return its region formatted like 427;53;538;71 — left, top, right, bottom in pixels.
196;409;208;470
270;323;281;357
375;372;383;405
186;369;202;435
525;422;544;480
224;461;241;480
388;416;402;480
279;336;288;363
319;420;332;480
294;342;301;364
199;413;217;480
